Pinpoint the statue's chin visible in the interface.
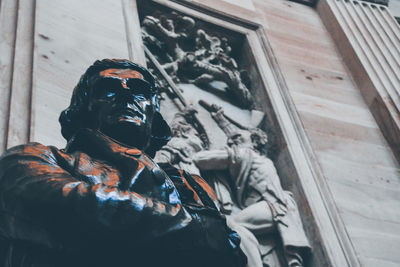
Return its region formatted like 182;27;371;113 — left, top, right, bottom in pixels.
105;112;144;124
100;120;150;149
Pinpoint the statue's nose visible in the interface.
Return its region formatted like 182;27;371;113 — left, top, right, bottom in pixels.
121;79;129;89
114;89;145;113
118;80;136;99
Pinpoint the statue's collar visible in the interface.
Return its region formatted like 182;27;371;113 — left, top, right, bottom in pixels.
65;128;144;161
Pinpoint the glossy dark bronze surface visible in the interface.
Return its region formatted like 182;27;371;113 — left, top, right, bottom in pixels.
59;59;171;157
0;59;246;267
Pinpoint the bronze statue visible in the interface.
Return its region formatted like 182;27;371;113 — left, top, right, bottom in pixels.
0;59;246;267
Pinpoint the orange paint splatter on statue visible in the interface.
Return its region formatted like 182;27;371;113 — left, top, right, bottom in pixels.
103;187;118;194
125;148;142;156
179;170;202;205
103;171;120;187
100;68;144;80
192;175;217;201
23;145;46;155
62;182;82;197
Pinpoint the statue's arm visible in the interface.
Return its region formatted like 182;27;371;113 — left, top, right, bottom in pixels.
193;149;230;171
154;147;176;164
0;143;191;247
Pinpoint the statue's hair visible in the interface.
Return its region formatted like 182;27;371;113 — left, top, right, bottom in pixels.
249;128;268;154
228;127;268;155
59;59;171;156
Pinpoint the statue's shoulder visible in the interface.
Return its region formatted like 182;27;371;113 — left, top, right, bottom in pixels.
0;142;60;163
157;162;181;178
191;173;218;202
157;162;218;203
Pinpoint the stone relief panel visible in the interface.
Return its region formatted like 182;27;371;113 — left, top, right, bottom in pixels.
141;9;253;109
139;3;311;266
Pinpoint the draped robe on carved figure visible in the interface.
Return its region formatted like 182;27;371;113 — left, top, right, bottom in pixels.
193;107;311;267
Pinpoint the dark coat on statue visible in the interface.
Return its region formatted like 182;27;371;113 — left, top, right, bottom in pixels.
0;128;246;267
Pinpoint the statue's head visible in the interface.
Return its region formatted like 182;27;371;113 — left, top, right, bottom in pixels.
170;114;191;138
227;128;268;154
59;59;171;156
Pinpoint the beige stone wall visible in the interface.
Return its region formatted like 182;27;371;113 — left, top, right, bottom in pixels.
32;0;130;148
185;0;400;266
0;0;399;266
229;0;400;266
0;0;132;151
389;0;400;18
221;0;400;266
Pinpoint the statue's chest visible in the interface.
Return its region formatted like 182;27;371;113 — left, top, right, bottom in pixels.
73;152;176;202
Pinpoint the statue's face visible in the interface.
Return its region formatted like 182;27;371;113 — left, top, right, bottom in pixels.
88;68;156;149
229;130;253;148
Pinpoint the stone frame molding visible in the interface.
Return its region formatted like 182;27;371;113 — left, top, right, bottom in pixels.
126;0;361;266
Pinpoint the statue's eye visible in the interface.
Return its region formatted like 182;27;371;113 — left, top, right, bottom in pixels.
93;79;120;99
105;90;116;98
126;79;152;99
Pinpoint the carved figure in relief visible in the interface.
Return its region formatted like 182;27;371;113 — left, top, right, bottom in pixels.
155;106;204;175
180;54;253;108
142;13;195;81
0;59;247;267
195;30;238;70
194;105;311;267
141;13;254;108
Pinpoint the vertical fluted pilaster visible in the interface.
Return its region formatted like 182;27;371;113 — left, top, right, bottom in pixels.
0;0;19;154
6;0;36;149
319;0;400;162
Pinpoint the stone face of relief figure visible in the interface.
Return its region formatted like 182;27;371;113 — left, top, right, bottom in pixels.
155;106;205;176
0;59;247;267
193;106;311;267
